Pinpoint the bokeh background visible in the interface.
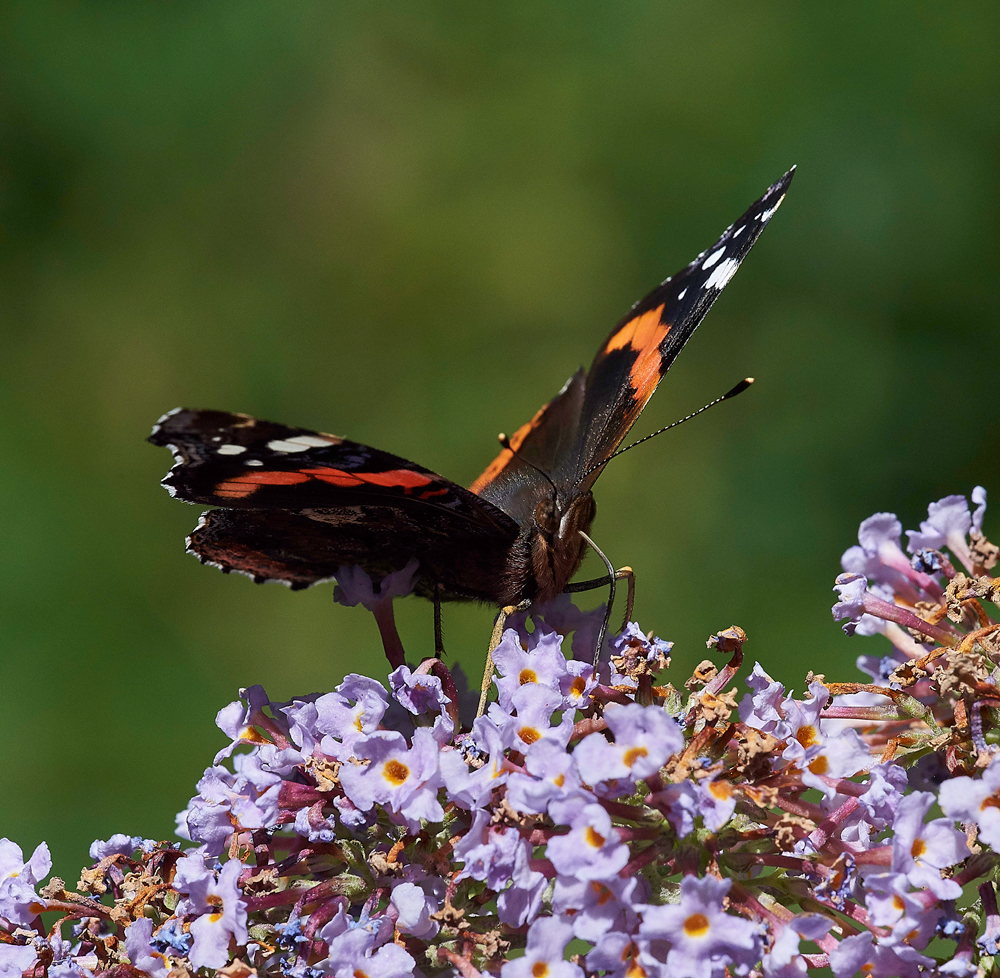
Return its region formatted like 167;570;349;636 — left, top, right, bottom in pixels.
1;3;997;882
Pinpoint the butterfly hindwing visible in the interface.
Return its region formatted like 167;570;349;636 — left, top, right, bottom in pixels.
187;507;518;599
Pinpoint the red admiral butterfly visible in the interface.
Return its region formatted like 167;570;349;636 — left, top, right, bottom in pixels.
151;168;793;647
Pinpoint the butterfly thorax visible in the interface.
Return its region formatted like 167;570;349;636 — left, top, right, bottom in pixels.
525;490;596;604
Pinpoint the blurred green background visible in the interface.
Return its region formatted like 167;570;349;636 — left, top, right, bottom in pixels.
1;3;997;881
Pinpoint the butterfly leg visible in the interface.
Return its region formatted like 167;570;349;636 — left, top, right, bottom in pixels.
563;566;635;633
433;584;445;656
476;598;532;718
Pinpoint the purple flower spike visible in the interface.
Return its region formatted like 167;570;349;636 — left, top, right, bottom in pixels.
500;915;583;978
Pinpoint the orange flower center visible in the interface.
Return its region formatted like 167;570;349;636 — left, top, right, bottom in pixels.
383;760;410;786
683;913;710;938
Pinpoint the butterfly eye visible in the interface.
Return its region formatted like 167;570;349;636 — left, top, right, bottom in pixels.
533;497;560;535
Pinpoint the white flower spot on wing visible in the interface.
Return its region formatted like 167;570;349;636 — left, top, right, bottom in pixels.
266;435;334;452
703;257;740;290
702;247;725;269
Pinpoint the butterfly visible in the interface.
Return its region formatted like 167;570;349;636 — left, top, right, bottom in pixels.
150;168;793;644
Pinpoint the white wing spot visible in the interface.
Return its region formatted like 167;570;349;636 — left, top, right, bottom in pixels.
704;257;740;291
757;194;785;223
216;444;247;455
677;288;687;300
267;435;334;453
212;436;222;442
245;459;264;467
702;248;725;269
732;225;745;238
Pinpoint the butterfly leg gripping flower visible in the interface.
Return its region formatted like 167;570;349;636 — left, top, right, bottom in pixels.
477;597;533;717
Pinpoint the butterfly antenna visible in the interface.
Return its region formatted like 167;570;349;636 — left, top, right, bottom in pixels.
582;378;755;481
497;433;562;505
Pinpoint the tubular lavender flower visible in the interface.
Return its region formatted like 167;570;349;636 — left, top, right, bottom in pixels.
5;486;1000;976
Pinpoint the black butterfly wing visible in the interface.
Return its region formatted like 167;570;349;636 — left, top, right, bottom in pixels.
570;167;795;488
150;408;520;598
470;168;794;512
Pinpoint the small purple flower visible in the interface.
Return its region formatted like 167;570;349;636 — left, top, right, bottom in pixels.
585;931;654;978
574;703;683;786
440;716;510;809
333;560;418;610
125;918;169;978
638;875;762;978
213;684;275;763
89;834;157;861
454;811;546;926
781;682;871;796
389;880;438;939
339;728;444;829
553;874;645;941
939;755;1000;848
863;873;940;950
176;759;281;855
905;491;981;571
762;914;831;978
831;572;886;636
890;791;969;899
499;915;583;978
315;676;389;762
505;738;584;815
389;665;450;716
174;856;248;971
546;802;629;881
0;839;50;927
491;683;574;753
560;658;597;711
698;777;737;832
739;663;789;737
322;926;415;978
0;943;38;978
491;628;570;710
828;931;931;978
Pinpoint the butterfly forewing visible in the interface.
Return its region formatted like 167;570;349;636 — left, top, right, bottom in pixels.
151;408;516;533
570;167;795;487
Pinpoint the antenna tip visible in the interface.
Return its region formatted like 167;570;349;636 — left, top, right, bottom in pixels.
724;378;755;399
498;432;511;449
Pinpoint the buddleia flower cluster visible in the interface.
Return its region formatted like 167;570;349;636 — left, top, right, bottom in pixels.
4;487;1000;977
